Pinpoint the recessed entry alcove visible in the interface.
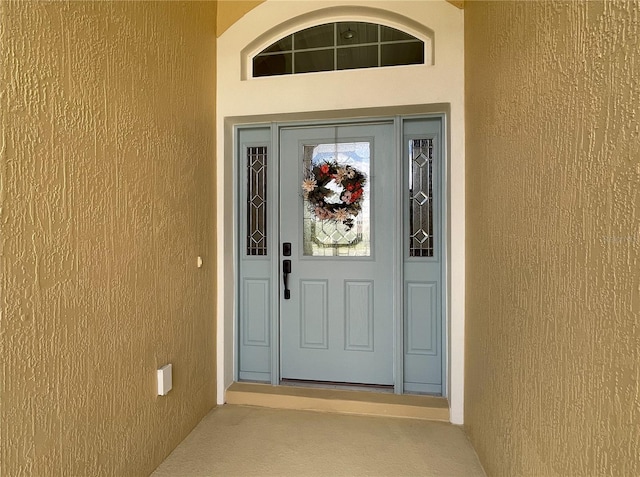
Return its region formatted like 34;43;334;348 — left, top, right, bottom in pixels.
218;2;465;424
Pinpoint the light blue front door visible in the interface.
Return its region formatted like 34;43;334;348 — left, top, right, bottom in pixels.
279;124;396;385
237;117;444;394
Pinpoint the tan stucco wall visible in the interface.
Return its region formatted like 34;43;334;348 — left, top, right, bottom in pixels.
0;1;217;475
465;1;640;476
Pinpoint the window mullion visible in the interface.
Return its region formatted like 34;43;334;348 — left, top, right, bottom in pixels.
334;23;338;71
377;24;381;67
292;31;296;74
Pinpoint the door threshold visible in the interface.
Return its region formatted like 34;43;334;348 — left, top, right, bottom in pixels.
225;382;449;422
280;378;395;394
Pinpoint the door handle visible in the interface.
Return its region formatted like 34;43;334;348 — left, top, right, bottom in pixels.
283;259;291;299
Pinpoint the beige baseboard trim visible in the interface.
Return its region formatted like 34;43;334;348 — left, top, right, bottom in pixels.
226;382;450;421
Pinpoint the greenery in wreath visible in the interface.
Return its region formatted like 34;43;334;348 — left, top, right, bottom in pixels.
301;160;367;231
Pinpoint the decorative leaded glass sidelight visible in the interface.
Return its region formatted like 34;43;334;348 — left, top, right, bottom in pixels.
247;146;267;256
409;139;434;257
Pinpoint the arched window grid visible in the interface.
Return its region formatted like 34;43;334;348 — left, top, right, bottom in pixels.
252;21;426;78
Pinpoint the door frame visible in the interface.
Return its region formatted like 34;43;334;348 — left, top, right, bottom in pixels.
231;106;449;397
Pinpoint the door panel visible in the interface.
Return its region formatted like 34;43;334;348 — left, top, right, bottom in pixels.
299;280;329;349
280;124;396;385
344;281;374;352
242;279;270;347
406;282;437;354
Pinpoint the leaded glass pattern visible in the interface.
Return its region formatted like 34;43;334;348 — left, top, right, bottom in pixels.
247;146;267;256
409;139;434;257
302;142;371;257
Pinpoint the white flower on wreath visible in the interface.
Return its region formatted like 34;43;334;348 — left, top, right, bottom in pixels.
334;167;348;184
301;177;317;192
333;208;349;222
346;168;356;179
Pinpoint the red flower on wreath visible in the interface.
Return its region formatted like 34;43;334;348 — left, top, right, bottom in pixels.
320;164;330;175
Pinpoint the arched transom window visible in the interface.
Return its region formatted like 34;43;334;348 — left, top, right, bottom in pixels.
253;22;425;77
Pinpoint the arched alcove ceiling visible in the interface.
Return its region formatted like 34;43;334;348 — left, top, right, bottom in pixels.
239;6;436;80
217;1;265;38
217;0;464;37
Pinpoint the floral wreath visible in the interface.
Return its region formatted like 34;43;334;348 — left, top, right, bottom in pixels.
301;160;367;230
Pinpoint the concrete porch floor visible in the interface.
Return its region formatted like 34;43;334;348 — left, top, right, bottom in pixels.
152;405;485;476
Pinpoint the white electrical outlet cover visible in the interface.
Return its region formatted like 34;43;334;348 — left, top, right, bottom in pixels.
157;364;173;396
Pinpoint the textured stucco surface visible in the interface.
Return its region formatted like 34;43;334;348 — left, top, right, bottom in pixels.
465;1;640;476
0;1;217;475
